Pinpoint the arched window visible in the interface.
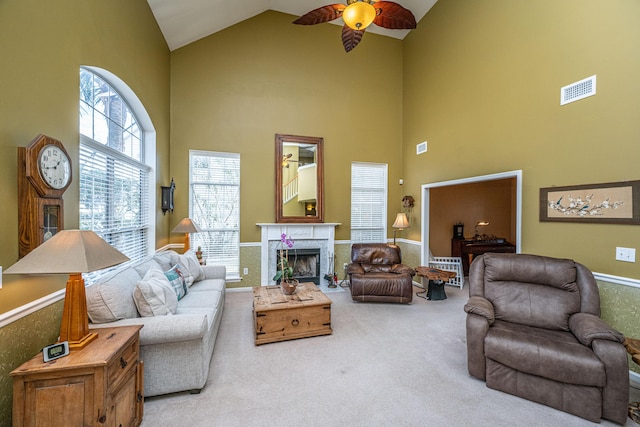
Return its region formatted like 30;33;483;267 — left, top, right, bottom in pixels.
79;67;155;272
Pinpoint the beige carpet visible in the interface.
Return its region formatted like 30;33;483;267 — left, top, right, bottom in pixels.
142;284;640;426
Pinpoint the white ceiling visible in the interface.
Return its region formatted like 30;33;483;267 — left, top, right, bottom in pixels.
147;0;438;51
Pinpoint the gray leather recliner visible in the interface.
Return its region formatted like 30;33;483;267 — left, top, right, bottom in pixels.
465;253;629;424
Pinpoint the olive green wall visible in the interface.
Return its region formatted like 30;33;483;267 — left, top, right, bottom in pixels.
0;1;169;424
0;0;170;313
402;0;640;279
169;11;405;248
3;1;640;423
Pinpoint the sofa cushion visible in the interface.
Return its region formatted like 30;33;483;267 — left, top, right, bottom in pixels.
133;258;163;278
164;264;188;300
362;264;392;273
134;267;179;316
86;267;141;323
153;250;180;271
188;278;226;293
483;253;581;331
176;261;194;288
178;289;222;310
178;252;205;284
485;320;606;387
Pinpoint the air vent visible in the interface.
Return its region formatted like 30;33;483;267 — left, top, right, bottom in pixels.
560;75;596;105
416;141;427;155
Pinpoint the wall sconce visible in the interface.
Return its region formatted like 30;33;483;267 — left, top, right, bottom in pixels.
161;178;175;215
392;212;410;244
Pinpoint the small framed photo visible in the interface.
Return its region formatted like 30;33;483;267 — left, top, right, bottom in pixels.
540;180;640;224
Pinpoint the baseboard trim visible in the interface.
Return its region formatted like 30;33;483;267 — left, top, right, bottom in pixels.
631;371;640;389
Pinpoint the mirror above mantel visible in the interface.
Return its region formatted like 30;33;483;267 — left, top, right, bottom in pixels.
275;133;324;223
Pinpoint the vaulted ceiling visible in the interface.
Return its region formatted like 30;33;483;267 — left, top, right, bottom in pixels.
147;0;437;51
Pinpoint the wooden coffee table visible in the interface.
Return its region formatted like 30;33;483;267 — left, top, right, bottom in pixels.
253;282;332;345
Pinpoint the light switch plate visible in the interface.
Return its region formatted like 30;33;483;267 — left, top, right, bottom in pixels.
616;247;636;263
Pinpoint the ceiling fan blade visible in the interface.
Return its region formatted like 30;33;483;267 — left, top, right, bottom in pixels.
373;1;417;29
293;4;346;25
341;25;365;53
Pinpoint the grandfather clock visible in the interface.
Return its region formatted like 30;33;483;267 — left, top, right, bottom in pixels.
18;134;72;258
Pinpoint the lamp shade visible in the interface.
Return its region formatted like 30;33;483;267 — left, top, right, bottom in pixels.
4;230;129;350
171;218;203;234
342;1;376;31
4;230;129;274
392;212;410;229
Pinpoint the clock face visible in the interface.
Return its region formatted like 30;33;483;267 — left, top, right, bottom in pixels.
38;144;71;189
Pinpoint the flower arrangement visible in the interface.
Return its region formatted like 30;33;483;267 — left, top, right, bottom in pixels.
273;233;295;284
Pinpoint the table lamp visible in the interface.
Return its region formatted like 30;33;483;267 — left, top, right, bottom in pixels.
474;221;490;240
172;218;202;252
4;230;129;350
392;213;410;244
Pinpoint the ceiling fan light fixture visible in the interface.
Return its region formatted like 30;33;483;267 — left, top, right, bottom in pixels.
342;1;376;31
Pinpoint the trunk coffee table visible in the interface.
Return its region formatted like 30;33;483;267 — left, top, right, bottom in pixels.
253;282;332;345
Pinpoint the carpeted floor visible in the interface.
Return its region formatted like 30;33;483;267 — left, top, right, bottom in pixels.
141;284;640;426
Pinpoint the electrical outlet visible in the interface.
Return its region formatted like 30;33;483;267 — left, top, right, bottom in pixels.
343;263;348;270
243;268;249;275
616;247;636;263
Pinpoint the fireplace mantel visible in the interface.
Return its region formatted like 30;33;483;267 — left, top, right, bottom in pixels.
257;223;340;286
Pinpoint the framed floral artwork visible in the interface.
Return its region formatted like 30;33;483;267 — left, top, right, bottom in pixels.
540;180;640;224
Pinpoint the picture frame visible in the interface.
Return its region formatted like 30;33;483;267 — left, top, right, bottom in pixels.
540;180;640;224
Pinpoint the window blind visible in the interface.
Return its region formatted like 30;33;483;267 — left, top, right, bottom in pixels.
189;151;240;278
79;137;150;265
351;162;388;243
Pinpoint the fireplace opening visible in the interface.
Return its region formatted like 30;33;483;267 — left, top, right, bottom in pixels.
277;248;321;286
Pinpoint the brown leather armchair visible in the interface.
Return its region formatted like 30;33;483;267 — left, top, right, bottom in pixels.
465;253;628;424
347;243;415;303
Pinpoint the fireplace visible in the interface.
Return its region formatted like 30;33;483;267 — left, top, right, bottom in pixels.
277;248;321;286
258;223;340;286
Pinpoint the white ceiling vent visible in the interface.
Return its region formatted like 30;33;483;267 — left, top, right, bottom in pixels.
561;75;596;105
416;141;427;155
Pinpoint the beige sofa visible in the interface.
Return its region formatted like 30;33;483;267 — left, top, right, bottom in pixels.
85;250;225;397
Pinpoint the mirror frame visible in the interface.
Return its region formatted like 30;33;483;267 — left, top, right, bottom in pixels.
275;133;324;223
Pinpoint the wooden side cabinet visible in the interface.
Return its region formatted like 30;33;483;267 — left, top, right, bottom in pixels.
11;325;143;427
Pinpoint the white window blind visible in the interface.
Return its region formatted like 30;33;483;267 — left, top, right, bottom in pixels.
351;162;388;243
189;151;240;278
79;138;150;259
79;68;151;278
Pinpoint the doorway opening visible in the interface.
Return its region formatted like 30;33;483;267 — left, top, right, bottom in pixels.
421;170;522;266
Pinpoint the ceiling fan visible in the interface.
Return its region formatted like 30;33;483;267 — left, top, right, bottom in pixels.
293;0;417;52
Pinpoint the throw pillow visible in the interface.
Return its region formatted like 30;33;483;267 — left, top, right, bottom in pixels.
164;264;188;300
178;252;205;285
133;267;178;317
177;261;194;288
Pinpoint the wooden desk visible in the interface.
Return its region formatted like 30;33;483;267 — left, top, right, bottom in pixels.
451;238;516;275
